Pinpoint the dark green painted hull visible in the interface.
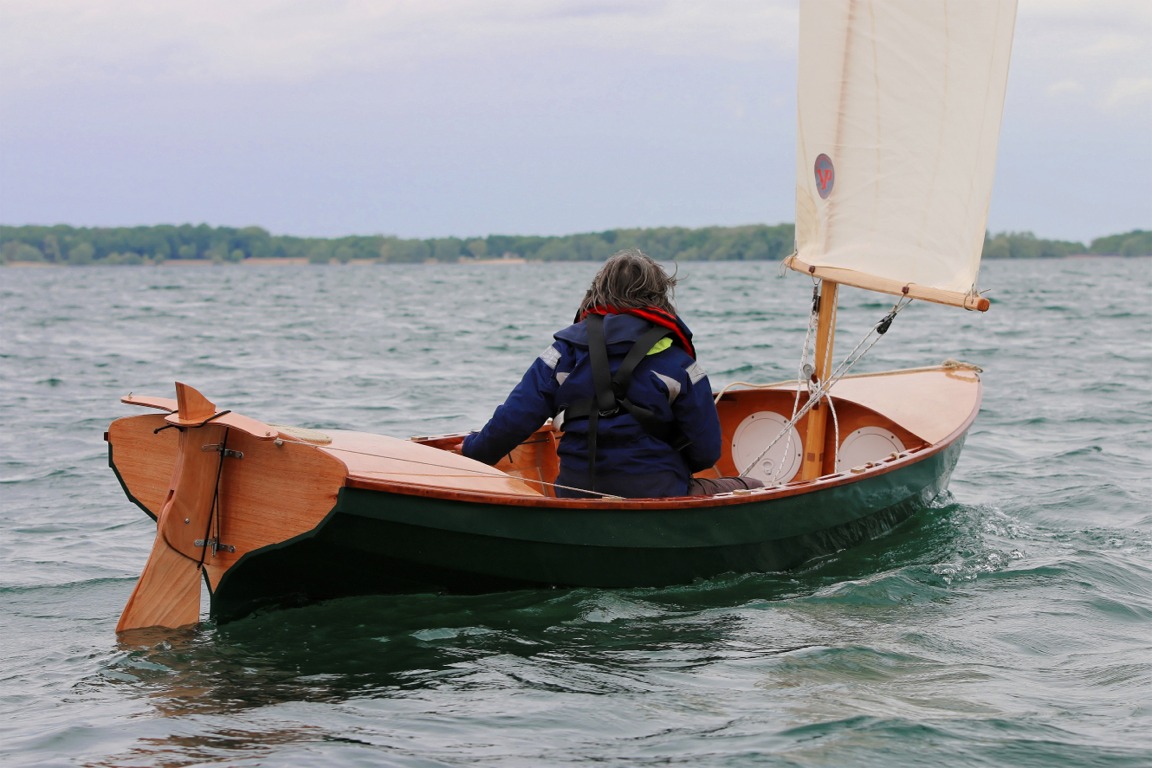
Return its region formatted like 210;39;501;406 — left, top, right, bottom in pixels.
209;434;966;623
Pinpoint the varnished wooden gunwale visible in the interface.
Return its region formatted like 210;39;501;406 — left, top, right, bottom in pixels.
341;436;940;509
339;365;981;509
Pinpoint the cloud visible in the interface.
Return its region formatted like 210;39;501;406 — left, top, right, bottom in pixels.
0;0;796;90
1014;0;1152;115
1045;80;1084;97
1105;77;1152;111
5;1;1141;116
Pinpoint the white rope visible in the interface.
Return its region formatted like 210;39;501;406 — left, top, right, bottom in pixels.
780;280;822;483
736;292;913;479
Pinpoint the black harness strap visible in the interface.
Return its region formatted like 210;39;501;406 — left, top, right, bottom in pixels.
586;312;618;416
613;324;673;403
610;323;682;444
583;313;613;490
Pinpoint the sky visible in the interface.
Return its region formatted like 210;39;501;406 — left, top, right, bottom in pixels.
1;0;1149;245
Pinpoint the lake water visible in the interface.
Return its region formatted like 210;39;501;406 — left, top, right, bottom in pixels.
1;258;1150;767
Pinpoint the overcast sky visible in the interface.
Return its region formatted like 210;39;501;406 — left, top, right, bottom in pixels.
1;0;1148;245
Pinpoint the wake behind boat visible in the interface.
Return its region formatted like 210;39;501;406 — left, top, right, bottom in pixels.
107;0;1017;633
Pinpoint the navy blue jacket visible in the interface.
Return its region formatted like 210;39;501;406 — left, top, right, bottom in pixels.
462;313;722;498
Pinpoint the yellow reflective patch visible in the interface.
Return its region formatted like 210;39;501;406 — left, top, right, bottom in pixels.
646;337;673;356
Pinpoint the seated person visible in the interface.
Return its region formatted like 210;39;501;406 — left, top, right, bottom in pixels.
462;248;761;498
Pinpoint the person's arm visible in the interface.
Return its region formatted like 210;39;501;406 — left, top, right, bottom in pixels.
461;345;561;465
673;360;723;473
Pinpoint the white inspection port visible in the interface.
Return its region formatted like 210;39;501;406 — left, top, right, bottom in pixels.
835;426;906;472
731;411;803;485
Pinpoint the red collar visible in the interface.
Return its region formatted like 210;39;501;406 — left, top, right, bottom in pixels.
581;305;696;359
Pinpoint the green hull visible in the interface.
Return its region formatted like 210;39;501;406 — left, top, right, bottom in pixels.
209;434;965;622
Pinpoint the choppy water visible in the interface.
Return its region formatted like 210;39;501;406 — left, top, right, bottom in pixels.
1;258;1149;767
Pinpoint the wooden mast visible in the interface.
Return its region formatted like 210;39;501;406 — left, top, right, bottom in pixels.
799;280;838;480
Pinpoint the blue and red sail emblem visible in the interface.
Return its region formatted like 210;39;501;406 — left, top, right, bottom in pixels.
814;153;835;199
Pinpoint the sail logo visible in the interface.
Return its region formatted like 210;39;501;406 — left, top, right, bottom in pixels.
814;154;835;199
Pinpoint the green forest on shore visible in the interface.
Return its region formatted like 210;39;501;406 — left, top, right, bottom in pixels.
1;223;1148;266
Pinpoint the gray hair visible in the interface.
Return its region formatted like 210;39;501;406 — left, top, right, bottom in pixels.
578;249;678;315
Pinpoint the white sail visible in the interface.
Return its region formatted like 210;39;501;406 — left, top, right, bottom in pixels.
791;0;1017;310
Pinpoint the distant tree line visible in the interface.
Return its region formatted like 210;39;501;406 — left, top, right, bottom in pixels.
0;223;794;265
0;223;1148;266
981;230;1151;259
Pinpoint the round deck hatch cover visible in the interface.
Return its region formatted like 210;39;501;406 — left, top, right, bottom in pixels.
836;427;905;472
731;411;803;484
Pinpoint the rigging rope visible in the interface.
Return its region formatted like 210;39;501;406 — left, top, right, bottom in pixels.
736;285;913;479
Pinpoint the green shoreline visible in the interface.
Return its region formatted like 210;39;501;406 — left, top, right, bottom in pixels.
1;223;1148;266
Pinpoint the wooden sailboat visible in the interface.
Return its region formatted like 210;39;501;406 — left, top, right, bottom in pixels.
108;0;1017;632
